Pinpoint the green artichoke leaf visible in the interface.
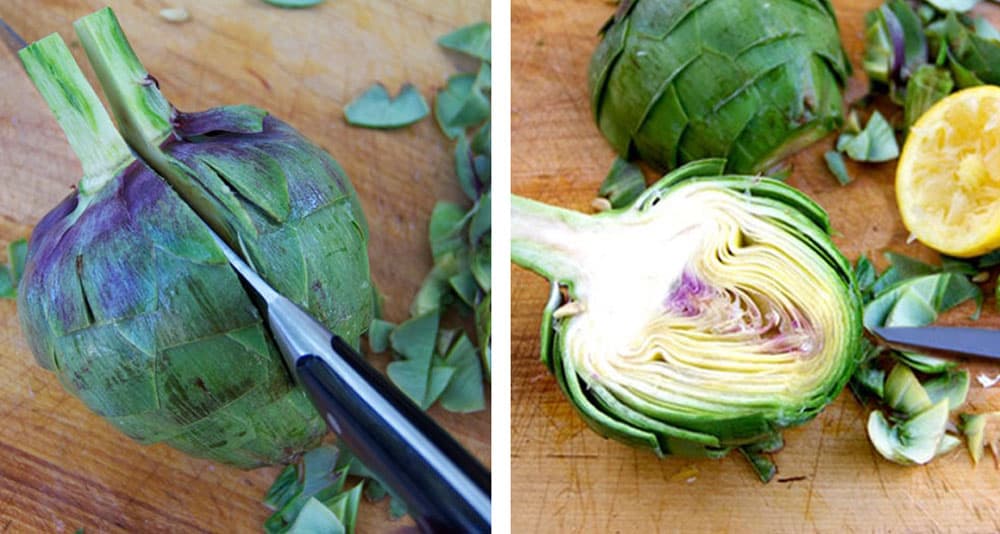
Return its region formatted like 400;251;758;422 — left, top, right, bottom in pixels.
855;255;878;303
867;399;950;465
389;310;439;364
893;352;956;374
824;150;852;185
945;12;1000;85
366;319;396;353
851;360;887;402
926;0;980;12
0;267;13;300
739;447;777;483
0;238;27;299
437;334;486;413
262;0;325;8
344;83;430;129
513;162;863;471
959;412;997;464
884;364;933;415
468;193;491;246
437;22;491;62
598;157;646;209
836;111;899;163
285;499;345;534
904;65;954;129
863;7;896;84
475;292;491;376
864;272;982;328
472;243;491;292
974;16;1000;41
195;146;292;223
435;71;490;139
923;369;970;410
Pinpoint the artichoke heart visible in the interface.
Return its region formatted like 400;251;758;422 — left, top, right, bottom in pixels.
513;161;862;471
589;0;851;173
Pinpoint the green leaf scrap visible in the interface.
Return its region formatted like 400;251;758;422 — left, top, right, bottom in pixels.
262;0;325;8
437;22;491;62
824;150;852;185
599;157;646;207
1;239;27;300
904;65;954;129
344;83;429;129
837;111;899;163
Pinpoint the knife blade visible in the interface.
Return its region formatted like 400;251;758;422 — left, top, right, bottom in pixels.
209;232;491;533
871;326;1000;360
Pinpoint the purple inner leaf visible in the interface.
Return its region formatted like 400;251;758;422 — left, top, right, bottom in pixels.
663;270;818;356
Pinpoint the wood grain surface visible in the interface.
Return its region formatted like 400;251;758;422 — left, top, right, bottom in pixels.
0;1;489;532
512;1;1000;532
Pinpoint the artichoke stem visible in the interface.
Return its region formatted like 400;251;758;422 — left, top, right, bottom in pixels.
512;194;598;284
19;34;133;196
74;8;174;154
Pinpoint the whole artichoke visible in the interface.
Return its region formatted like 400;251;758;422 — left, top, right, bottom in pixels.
590;0;851;173
17;29;370;467
511;160;862;479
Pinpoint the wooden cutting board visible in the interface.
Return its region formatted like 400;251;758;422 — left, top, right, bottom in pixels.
512;0;1000;531
0;1;489;532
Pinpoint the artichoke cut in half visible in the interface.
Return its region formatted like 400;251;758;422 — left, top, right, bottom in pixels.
590;0;851;173
512;160;863;477
17;35;329;468
75;8;373;345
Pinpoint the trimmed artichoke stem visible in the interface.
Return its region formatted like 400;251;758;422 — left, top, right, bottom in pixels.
511;195;599;285
74;8;173;149
18;34;133;196
74;8;236;244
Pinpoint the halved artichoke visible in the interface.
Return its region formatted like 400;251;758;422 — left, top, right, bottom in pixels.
512;160;863;477
590;0;851;173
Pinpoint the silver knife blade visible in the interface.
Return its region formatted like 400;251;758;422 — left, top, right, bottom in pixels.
0;17;27;54
871;326;1000;360
206;231;281;305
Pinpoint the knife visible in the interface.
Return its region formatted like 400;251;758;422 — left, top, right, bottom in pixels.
2;17;490;533
211;232;491;533
871;326;1000;361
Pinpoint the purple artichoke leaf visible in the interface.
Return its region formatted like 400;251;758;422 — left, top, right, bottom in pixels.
173;104;267;139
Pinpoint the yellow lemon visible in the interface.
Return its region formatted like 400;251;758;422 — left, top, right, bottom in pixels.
897;86;1000;257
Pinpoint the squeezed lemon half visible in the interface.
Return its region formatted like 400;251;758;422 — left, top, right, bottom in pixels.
897;86;1000;257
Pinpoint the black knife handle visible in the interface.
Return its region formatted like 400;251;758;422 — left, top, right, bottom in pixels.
295;335;491;533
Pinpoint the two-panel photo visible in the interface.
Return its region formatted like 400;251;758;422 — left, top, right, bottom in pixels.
2;0;1000;532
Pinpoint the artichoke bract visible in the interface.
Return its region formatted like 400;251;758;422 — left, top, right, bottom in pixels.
74;8;373;346
17;35;327;467
590;0;851;173
512;160;863;478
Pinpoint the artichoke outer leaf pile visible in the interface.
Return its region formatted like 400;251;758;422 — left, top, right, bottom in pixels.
16;33;331;468
512;160;864;477
589;0;851;174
